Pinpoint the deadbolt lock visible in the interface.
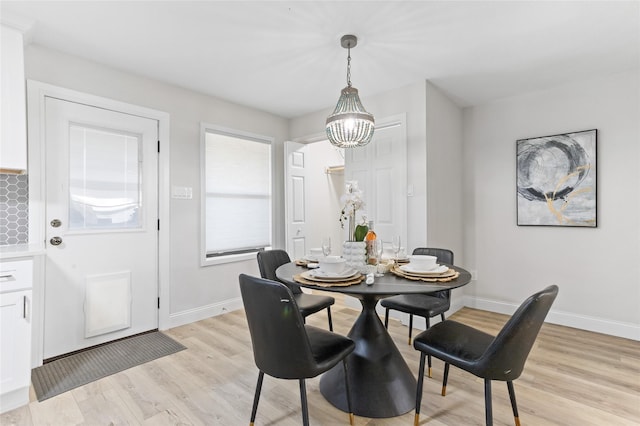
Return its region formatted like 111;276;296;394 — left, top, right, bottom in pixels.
50;219;62;228
50;236;63;246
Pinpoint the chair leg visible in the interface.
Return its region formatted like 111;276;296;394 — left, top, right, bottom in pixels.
441;363;449;396
299;379;309;426
415;353;427;426
484;379;493;426
327;307;333;331
250;371;264;426
384;308;389;328
343;359;354;426
425;317;432;378
408;314;414;345
440;313;445;322
507;381;521;426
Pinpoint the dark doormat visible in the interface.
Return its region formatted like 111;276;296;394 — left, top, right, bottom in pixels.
31;331;186;401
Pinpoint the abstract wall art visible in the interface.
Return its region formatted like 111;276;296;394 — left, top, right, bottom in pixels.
516;129;597;227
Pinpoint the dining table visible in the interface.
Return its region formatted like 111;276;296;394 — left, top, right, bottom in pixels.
276;261;472;418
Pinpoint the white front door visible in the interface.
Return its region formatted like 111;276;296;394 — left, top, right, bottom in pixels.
284;141;309;260
345;116;407;246
43;97;159;359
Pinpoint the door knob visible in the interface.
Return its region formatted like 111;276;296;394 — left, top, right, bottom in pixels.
50;236;63;246
50;219;62;228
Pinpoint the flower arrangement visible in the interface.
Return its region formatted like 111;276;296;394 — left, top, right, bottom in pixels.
339;181;367;241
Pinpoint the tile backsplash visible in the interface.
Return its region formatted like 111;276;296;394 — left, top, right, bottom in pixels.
0;173;29;245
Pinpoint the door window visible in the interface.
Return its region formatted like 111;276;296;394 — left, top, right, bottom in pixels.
68;124;142;230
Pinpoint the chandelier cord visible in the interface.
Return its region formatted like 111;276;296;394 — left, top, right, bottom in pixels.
346;45;352;87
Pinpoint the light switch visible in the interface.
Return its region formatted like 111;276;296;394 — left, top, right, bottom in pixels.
172;186;193;199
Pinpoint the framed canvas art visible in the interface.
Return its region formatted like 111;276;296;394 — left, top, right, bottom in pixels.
516;129;597;227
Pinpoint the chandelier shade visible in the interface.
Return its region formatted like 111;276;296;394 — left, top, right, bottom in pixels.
326;86;375;147
325;35;375;148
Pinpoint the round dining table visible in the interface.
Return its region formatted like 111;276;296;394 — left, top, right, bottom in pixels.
276;262;472;418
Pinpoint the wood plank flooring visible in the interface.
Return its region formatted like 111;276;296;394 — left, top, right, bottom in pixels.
2;293;639;425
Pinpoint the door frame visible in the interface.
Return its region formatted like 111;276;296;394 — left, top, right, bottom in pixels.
26;80;171;366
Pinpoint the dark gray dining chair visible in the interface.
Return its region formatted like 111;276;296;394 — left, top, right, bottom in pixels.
257;249;335;331
413;285;559;426
380;247;453;377
239;274;355;426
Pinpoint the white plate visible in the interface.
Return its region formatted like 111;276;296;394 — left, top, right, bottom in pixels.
400;264;448;274
304;255;319;262
307;268;358;280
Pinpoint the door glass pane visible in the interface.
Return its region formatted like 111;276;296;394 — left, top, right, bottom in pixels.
69;125;141;230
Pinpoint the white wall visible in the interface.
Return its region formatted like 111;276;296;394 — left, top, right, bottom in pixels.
462;70;640;339
425;81;465;263
25;45;290;327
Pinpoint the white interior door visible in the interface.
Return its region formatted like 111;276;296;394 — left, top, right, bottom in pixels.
284;141;309;260
44;97;159;359
345;117;407;247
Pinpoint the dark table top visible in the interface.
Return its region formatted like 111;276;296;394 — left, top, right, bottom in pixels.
276;262;472;298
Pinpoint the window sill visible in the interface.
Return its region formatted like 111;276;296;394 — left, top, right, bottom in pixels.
200;251;257;267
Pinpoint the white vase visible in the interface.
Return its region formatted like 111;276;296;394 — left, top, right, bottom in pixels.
342;241;366;268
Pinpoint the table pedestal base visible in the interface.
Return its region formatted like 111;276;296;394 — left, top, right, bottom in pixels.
320;297;417;418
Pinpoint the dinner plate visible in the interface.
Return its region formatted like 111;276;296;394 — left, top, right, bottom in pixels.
302;269;359;282
400;264;448;274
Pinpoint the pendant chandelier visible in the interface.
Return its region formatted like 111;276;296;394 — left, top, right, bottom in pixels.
325;35;375;148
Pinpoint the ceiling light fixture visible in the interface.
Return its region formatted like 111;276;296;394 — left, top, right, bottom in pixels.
325;35;375;148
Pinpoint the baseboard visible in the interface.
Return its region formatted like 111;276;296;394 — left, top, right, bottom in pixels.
164;297;244;329
0;386;29;414
464;295;640;341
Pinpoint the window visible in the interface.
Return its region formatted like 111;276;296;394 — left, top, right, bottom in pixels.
201;124;272;264
69;125;142;230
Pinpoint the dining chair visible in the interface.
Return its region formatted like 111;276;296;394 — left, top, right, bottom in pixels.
413;285;559;426
380;247;453;377
239;274;356;426
257;249;335;331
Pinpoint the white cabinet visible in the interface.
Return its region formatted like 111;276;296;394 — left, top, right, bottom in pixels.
0;259;32;414
0;24;28;173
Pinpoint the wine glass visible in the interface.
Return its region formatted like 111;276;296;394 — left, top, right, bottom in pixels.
321;237;331;257
392;235;401;262
374;240;384;276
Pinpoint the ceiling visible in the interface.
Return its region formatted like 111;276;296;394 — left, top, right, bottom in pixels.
2;1;639;119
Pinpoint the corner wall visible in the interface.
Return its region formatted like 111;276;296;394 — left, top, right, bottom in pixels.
462;70;640;340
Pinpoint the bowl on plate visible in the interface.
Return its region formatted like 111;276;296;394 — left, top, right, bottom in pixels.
408;255;437;271
318;256;347;274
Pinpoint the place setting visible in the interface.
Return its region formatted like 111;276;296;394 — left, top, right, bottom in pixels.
391;254;460;282
294;240;365;287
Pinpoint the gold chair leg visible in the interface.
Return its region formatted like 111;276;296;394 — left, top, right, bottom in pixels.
414;413;420;426
349;412;355;425
514;416;521;426
441;384;447;396
428;367;432;378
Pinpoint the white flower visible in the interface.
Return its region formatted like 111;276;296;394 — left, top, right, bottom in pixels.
339;181;366;228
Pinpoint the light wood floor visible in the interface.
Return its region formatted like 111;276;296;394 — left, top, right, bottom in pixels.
2;293;639;425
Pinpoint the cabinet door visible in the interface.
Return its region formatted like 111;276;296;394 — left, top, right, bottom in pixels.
0;290;31;395
0;24;27;172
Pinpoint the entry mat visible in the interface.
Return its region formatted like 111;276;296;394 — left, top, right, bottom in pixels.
31;331;186;401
